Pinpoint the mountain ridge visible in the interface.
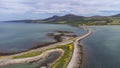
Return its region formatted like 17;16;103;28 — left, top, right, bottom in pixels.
5;13;120;26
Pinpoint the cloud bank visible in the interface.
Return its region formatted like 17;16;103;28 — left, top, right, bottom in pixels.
0;0;120;20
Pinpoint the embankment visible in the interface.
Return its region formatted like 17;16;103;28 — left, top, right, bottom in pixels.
67;27;92;68
0;49;64;67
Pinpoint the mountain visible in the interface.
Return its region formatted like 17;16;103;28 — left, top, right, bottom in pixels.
7;20;33;23
6;14;84;23
5;14;120;26
40;14;85;23
111;14;120;17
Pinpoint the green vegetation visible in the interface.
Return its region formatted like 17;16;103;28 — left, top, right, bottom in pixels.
0;56;4;58
60;17;120;26
11;14;120;26
51;43;74;68
13;42;74;68
45;16;120;26
13;51;43;59
62;17;112;26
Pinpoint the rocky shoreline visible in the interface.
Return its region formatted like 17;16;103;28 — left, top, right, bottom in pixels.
0;30;76;68
0;49;64;67
0;31;76;56
67;28;92;68
0;27;92;68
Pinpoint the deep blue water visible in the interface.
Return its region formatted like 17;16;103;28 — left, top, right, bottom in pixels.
0;22;85;53
83;26;120;68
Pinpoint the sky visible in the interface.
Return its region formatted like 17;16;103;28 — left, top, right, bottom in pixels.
0;0;120;21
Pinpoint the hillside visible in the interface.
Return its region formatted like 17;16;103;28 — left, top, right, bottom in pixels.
6;14;120;26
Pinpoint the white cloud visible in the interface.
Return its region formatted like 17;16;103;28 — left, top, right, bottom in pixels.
0;0;120;16
35;3;71;14
34;0;120;16
0;0;34;13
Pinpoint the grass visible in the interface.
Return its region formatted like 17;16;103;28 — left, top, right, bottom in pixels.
13;51;43;59
13;42;74;68
51;43;74;68
0;56;4;58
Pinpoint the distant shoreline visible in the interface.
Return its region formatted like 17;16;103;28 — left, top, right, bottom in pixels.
4;13;120;26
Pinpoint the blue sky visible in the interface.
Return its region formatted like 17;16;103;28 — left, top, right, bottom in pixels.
0;0;120;21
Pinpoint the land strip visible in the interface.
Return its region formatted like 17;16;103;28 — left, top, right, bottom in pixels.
67;27;92;68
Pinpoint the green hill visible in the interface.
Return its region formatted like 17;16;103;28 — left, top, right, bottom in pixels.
7;14;120;26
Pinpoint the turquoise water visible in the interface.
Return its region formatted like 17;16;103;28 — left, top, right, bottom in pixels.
83;26;120;68
0;22;85;53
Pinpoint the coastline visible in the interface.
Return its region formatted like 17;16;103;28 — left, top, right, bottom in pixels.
0;27;92;68
67;27;92;68
0;31;76;56
0;49;64;67
0;31;76;67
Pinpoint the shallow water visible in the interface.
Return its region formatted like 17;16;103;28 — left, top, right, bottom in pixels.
83;26;120;68
0;22;85;53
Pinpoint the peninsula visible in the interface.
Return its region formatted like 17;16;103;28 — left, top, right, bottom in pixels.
0;26;92;68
